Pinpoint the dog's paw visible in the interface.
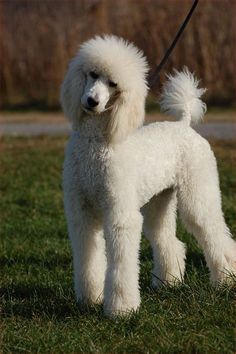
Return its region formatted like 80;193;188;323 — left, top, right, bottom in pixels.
210;263;236;286
76;292;104;305
210;241;236;286
152;272;184;289
103;295;140;318
75;281;104;305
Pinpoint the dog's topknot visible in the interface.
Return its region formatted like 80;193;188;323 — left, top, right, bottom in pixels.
79;35;149;92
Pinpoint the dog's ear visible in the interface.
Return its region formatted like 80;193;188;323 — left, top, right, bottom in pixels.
106;90;145;144
60;58;85;130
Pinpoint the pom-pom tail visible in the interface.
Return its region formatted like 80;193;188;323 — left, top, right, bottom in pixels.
159;67;207;125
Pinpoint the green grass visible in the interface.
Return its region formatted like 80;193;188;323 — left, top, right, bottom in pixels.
0;136;235;353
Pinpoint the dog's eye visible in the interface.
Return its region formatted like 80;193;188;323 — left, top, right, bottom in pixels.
90;71;99;79
109;80;117;88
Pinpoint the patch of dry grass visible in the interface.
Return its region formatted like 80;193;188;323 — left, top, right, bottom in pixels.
0;0;235;108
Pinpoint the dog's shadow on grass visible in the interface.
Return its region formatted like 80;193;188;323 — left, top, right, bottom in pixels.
1;283;103;320
0;253;71;270
2;242;208;320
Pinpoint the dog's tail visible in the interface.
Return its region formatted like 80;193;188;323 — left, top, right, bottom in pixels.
159;67;207;125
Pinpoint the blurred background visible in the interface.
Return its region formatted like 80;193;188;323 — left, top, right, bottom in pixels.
0;0;235;110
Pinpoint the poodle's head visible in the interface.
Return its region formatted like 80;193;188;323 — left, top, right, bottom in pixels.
61;35;149;143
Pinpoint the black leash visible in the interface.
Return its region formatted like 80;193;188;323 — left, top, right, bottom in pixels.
148;0;199;89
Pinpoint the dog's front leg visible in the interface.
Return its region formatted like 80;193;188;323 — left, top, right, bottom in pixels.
103;208;143;317
66;207;106;305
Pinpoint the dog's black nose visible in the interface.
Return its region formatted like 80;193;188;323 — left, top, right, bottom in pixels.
87;97;99;107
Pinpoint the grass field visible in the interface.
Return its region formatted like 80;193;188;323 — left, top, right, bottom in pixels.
0;136;235;353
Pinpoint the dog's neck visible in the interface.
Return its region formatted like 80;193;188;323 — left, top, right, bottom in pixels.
76;110;145;145
77;114;109;142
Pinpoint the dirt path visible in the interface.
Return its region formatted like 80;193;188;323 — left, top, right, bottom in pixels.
0;110;236;123
0;111;235;140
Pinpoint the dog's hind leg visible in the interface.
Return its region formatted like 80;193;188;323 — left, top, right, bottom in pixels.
177;154;236;284
142;188;186;288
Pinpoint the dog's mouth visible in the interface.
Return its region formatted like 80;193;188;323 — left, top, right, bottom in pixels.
81;104;112;115
103;92;120;112
82;105;98;115
81;92;120;116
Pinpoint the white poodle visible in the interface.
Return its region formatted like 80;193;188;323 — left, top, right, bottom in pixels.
61;35;236;317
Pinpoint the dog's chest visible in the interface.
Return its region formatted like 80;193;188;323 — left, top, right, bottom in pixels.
76;140;111;205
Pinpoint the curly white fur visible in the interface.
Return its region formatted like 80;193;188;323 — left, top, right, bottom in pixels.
61;35;236;317
160;68;207;125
